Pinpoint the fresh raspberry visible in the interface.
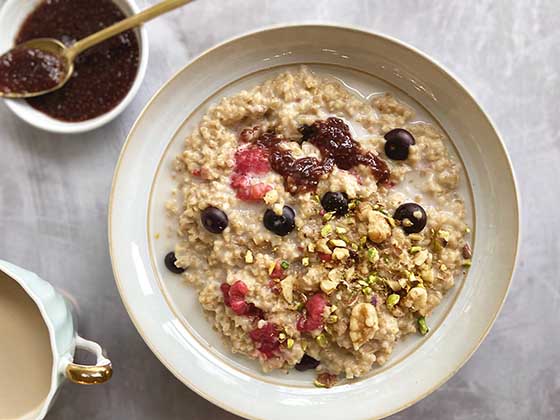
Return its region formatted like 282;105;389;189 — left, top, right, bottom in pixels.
234;146;270;175
249;322;280;359
235;181;272;201
229;280;249;299
230;173;250;189
230;299;249;315
297;293;327;332
318;252;332;262
230;146;272;201
221;281;256;316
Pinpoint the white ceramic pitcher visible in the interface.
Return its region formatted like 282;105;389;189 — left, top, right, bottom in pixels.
0;260;112;420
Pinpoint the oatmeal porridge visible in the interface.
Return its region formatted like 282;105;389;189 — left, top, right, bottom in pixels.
165;67;472;387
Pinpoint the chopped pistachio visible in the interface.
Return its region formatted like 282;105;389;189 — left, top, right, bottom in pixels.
293;301;305;311
438;230;450;241
362;286;373;295
321;224;333;237
244;250;254;264
316;333;328;348
350;243;359;251
301;340;308;351
327;315;338;324
278;332;287;342
409;246;422;254
367;247;379;263
417;316;429;335
463;259;472;267
280;260;290;270
286;338;294;349
367;274;378;284
440;264;448;272
339;234;351;244
335;226;347;234
386;293;400;308
329;239;347;248
408;233;423;241
357;280;369;287
348;199;359;210
323;211;335;222
330;305;338;313
307;243;316;252
302;257;310;267
465;227;471;233
386;216;397;228
360;236;368;246
402;218;414;227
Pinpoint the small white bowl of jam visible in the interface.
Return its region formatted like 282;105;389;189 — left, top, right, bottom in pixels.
0;0;149;134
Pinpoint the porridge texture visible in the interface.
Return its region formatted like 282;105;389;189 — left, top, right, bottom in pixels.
167;67;472;386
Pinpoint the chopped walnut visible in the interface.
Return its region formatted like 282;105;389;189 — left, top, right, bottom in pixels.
332;247;350;261
358;205;392;243
281;276;294;303
349;303;379;350
320;278;339;295
413;249;430;266
401;287;428;314
316;238;332;254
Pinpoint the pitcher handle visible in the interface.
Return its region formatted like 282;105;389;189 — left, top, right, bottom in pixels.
65;335;113;385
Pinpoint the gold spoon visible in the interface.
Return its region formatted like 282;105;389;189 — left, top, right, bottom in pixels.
0;0;192;99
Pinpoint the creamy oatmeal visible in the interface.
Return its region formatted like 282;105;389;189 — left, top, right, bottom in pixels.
165;67;472;387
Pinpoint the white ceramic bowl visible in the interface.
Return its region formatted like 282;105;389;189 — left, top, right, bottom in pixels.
0;0;149;134
109;25;519;420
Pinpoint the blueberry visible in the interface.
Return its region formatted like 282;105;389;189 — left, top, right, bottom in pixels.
393;203;427;234
201;206;229;233
164;252;185;274
295;354;320;371
320;192;349;216
263;206;296;236
384;128;416;160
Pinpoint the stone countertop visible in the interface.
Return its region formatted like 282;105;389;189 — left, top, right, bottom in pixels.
0;1;558;419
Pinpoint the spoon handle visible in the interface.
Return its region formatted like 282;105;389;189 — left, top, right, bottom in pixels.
67;0;193;59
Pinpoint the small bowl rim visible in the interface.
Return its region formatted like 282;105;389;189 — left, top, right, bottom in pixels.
0;0;149;134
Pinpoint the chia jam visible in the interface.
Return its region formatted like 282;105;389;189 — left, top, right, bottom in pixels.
0;47;65;95
15;0;140;122
252;117;391;193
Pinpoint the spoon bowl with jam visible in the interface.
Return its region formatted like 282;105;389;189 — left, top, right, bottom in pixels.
0;0;191;99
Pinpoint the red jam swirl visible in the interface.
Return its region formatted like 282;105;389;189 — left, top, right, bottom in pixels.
248;117;390;194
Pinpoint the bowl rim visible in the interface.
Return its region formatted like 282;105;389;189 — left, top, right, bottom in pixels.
0;0;149;134
108;22;520;420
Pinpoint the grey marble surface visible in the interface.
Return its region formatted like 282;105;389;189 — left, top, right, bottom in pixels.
0;0;558;419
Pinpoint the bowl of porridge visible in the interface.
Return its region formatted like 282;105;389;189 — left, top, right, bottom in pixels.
109;25;519;420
